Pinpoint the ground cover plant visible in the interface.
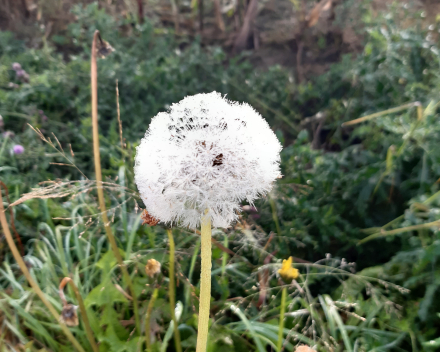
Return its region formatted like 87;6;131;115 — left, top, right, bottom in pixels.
1;1;440;351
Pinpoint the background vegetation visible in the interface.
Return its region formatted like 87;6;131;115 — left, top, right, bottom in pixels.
1;0;440;351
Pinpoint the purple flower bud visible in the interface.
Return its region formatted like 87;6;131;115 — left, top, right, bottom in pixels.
12;63;22;71
38;110;44;115
13;145;24;155
251;214;261;220
16;69;25;77
42;115;48;122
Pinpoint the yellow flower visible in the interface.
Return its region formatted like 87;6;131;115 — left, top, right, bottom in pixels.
278;257;299;281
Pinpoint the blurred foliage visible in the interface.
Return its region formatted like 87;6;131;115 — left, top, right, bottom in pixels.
1;1;440;351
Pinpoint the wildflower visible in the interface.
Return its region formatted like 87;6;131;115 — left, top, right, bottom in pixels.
12;63;21;71
278;257;299;281
134;92;282;229
60;304;79;326
13;145;24;155
15;69;29;83
145;259;161;277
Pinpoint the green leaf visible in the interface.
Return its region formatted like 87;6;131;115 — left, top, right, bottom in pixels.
84;281;128;308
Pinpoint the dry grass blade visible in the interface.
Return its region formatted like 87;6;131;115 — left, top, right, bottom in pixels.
28;124;88;179
8;180;135;207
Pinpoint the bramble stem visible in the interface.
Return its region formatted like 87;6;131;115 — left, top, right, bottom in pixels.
145;287;159;352
0;186;86;352
277;287;287;351
196;211;212;352
167;229;182;352
91;30;141;334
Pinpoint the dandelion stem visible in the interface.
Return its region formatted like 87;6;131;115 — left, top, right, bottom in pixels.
277;287;287;351
196;210;212;352
91;30;141;335
145;287;159;352
167;229;182;352
0;186;86;352
60;278;99;352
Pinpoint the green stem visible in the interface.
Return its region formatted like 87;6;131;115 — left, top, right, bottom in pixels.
277;287;287;351
90;30;141;334
358;220;440;245
167;229;182;352
0;186;86;352
196;211;212;352
145;288;159;352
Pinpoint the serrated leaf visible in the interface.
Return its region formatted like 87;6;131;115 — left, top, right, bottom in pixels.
85;280;128;308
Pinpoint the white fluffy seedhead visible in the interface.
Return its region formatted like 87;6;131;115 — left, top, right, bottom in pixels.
135;92;282;228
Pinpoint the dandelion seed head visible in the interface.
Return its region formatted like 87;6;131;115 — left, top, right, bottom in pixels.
135;92;282;228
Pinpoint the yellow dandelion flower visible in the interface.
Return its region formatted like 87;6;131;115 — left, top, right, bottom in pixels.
278;256;299;281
